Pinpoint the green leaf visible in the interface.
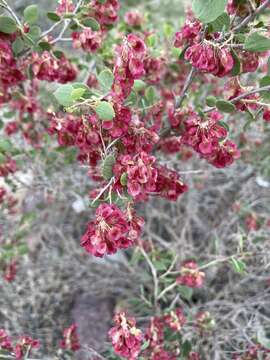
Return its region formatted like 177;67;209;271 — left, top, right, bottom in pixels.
120;173;128;186
102;154;115;180
216;100;236;113
133;80;146;92
95;101;115;121
181;340;192;358
12;37;25;55
98;69;114;92
146;34;157;47
268;57;270;76
82;17;100;31
260;76;270;87
24;5;39;24
0;16;17;34
54;84;74;107
244;32;270;52
178;285;193;301
0;139;13;153
192;0;227;23
71;87;85;101
47;12;61;22
231;257;246;274
28;25;41;40
38;41;52;51
231;49;241;76
141;340;150;351
145;86;157;105
209;12;230;32
206;96;217;107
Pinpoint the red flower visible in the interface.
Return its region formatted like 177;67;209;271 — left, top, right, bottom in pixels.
176;260;205;288
185;44;234;77
109;312;143;360
72;29;102;52
81;204;144;257
60;324;81;352
14;336;40;360
164;308;186;332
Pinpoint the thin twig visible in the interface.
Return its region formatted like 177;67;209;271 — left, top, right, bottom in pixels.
232;0;270;32
204;85;270;114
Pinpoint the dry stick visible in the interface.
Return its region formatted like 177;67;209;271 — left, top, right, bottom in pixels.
0;0;22;28
204;85;270;114
232;0;270;31
139;245;159;310
176;67;197;108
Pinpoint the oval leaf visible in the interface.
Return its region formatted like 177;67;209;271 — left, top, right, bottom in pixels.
192;0;227;23
95;101;115;121
244;32;270;52
216;100;236;113
0;16;17;34
54;84;74;107
98;69;114;92
24;5;39;24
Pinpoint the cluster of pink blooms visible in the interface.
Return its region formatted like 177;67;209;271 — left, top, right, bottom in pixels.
109;312;143;360
174;18;202;48
177;110;240;168
0;329;39;359
89;0;120;26
0;158;17;177
185;43;234;77
72;29;103;52
81;204;144;257
109;310;202;359
56;0;74;15
0;33;25;98
111;34;147;102
124;11;144;27
233;344;270;360
113;152;157;200
3;261;17;282
31;51;77;83
176;260;205;288
60;323;81;352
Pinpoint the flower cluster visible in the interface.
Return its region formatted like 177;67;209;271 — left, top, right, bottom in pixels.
0;34;25;96
0;157;17;177
60;324;81;352
113;152;157;200
72;29;102;52
90;0;120;26
176;260;205;288
31;51;77;83
56;0;74;15
0;329;39;360
174;19;201;48
233;344;270;360
124;11;144;27
182;110;240;168
81;204;144;257
185;43;234;77
111;34;147;102
108;312;143;360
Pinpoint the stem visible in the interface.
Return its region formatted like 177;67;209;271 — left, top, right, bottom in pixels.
0;0;23;28
139;245;159;310
232;0;270;32
204;85;270;114
91;177;115;205
176;67;196;108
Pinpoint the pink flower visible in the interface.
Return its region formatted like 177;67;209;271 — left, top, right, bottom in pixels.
185;44;234;77
124;11;144;27
164;308;186;332
263;108;270;122
14;336;39;359
60;324;80;352
176;260;205;288
81;204;144;257
109;312;143;360
56;0;74;15
72;29;102;52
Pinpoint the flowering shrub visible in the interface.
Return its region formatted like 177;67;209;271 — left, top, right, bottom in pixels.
0;0;270;358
